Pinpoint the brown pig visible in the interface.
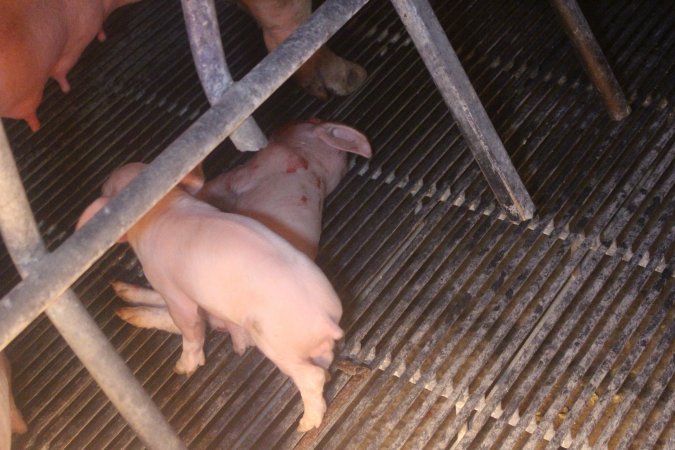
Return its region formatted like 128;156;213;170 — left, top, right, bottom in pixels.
77;162;347;431
113;120;371;339
0;0;140;131
0;352;27;449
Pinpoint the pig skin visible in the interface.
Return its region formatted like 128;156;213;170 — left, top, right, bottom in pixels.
78;161;354;431
113;120;370;430
114;120;371;340
1;0;364;131
0;0;140;131
0;352;27;450
200;120;372;258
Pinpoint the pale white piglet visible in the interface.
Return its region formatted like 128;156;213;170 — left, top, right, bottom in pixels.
114;120;371;338
0;352;27;449
77;162;347;431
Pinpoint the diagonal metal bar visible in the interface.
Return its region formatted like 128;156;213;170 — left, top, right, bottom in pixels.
390;0;535;222
0;125;186;450
181;0;268;151
549;0;631;121
0;0;369;352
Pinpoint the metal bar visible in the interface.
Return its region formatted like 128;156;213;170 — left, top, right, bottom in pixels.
0;126;186;450
390;0;535;222
0;0;369;351
549;0;631;121
181;0;267;151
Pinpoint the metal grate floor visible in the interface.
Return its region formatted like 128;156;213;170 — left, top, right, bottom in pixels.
1;0;673;448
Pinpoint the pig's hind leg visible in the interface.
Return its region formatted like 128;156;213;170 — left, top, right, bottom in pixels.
164;295;207;376
249;323;331;431
116;306;181;334
255;342;329;431
286;362;329;432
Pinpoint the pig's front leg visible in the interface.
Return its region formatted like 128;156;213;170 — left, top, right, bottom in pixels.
112;280;167;306
164;295;207;376
116;306;181;334
296;47;367;99
114;281;255;354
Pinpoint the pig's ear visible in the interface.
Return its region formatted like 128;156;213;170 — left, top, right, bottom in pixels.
179;164;205;195
76;197;129;243
315;123;372;158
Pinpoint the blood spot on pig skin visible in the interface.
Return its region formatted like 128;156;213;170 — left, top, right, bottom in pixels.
286;156;309;173
300;196;308;204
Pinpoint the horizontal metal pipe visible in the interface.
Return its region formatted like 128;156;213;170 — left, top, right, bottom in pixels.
182;0;268;151
0;125;186;449
0;0;369;350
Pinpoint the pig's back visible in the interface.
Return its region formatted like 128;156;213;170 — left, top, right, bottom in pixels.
234;171;323;259
140;203;340;326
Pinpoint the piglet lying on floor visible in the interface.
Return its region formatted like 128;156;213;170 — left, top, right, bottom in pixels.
114;120;372;332
77;124;369;429
0;352;27;450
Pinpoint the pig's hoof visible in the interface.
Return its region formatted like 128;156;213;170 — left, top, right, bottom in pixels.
111;280;132;298
297;413;322;432
230;334;253;356
115;307;136;324
112;281;166;306
173;361;198;377
10;409;27;434
299;50;367;100
174;351;205;376
232;342;248;356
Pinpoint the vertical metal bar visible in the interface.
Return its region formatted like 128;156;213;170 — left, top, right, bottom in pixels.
390;0;535;222
549;0;631;121
182;0;268;151
0;125;186;450
0;0;369;367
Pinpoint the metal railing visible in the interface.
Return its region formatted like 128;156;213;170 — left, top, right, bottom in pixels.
0;0;627;447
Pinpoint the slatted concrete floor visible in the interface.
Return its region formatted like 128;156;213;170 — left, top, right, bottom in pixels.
1;0;673;448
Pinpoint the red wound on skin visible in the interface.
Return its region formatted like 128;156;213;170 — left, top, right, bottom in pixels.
300;195;308;204
286;156;309;173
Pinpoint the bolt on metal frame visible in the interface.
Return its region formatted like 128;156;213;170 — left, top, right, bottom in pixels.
0;0;628;446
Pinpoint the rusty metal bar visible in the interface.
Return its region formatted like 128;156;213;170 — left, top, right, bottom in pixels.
0;0;369;351
390;0;535;222
549;0;631;121
181;0;267;151
0;125;186;450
